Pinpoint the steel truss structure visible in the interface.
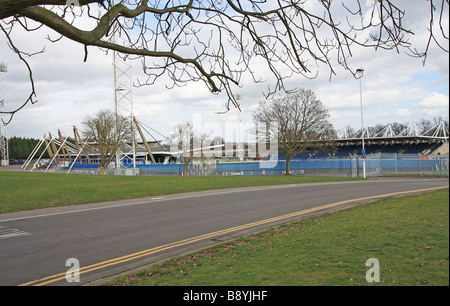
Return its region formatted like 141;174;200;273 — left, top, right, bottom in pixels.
0;63;8;166
22;118;160;173
111;21;137;170
337;121;449;144
110;12;168;169
21;127;92;173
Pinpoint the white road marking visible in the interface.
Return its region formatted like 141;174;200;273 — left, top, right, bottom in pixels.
0;225;32;240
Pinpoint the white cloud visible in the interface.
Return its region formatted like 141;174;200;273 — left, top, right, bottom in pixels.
415;92;449;108
412;93;450;119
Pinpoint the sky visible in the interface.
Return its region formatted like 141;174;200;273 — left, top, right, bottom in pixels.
0;1;448;143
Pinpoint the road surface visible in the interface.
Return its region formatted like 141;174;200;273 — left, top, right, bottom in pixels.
0;178;448;286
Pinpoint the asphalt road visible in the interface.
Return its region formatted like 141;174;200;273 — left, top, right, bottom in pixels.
0;178;448;286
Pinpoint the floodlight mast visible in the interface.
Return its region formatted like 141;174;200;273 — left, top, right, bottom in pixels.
0;63;9;166
111;9;136;171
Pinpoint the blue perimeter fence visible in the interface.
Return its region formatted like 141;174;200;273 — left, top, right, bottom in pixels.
68;154;449;177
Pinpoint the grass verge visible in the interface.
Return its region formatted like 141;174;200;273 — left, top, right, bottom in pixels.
0;171;359;214
107;189;449;286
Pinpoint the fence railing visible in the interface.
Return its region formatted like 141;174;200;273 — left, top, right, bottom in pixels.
135;154;449;177
57;153;449;177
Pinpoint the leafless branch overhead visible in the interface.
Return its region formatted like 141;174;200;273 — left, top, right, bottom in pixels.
0;0;448;120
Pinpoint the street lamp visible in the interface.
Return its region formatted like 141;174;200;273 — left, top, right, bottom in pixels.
356;68;366;178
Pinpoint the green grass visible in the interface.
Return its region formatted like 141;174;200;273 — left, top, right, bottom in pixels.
108;189;449;286
0;171;359;214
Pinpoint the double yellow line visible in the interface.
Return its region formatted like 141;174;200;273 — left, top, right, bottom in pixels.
20;185;448;286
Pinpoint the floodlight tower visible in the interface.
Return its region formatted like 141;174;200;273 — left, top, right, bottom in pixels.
111;10;136;170
0;63;9;166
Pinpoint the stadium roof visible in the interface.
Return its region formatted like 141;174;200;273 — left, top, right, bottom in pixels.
336;121;448;143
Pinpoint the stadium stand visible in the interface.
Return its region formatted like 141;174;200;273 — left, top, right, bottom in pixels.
285;121;448;160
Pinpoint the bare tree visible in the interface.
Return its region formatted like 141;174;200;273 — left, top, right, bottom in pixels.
169;121;208;176
82;109;133;175
341;125;356;139
0;1;448;121
419;118;433;135
253;89;334;175
433;116;449;130
390;121;409;135
369;124;386;136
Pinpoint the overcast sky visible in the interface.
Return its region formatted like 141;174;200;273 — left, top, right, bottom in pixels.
0;1;448;142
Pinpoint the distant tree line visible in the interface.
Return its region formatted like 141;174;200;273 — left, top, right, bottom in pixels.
7;136;49;160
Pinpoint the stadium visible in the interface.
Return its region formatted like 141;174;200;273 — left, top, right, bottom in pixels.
18;120;449;178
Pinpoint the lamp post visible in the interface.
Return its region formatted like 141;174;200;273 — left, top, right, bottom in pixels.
356;68;366;178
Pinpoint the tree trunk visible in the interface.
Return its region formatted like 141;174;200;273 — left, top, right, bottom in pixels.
285;156;291;176
98;157;111;175
98;166;106;175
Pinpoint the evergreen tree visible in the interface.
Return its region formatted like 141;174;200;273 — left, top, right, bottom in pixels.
8;136;48;160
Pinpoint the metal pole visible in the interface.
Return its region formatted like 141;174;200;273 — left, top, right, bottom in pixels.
357;68;366;178
133;116;156;164
235;94;243;161
22;136;45;170
45;135;70;172
31;136;53;171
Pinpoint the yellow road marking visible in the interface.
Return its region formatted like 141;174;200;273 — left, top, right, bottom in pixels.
20;185;448;286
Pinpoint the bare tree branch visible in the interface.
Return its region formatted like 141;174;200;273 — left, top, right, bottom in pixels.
0;22;41;125
0;0;448;120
